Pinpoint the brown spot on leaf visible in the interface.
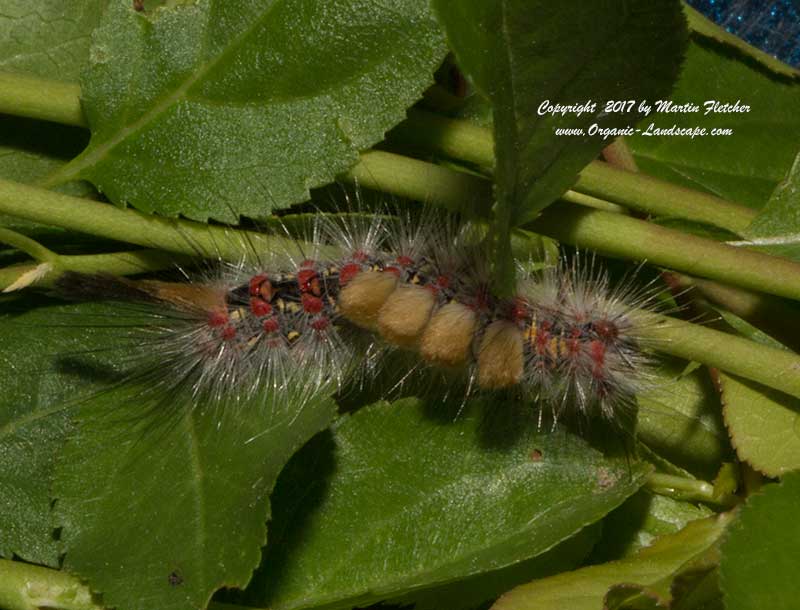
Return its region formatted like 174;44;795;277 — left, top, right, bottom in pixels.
168;570;183;586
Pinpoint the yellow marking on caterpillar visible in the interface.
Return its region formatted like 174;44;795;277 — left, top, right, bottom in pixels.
526;320;538;345
548;336;562;360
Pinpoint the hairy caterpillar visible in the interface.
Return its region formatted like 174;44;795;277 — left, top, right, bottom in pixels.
56;208;656;424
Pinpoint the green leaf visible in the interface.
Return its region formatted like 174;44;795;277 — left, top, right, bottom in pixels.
720;471;800;610
492;512;733;610
743;151;800;262
56;0;446;221
242;398;651;610
0;299;83;566
629;38;800;210
391;526;601;610
720;373;800;477
431;0;687;293
0;0;108;82
52;303;336;610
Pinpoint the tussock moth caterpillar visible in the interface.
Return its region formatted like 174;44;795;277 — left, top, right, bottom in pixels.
56;205;656;425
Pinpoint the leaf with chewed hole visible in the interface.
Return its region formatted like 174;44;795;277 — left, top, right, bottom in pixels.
52;0;447;221
51;302;336;610
240;398;651;610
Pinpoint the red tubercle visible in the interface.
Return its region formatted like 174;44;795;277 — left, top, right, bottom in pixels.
510;297;529;323
250;273;268;296
221;325;237;341
339;263;362;286
301;294;324;314
396;255;414;267
249;275;273;303
250;297;272;317
262;318;279;334
297;268;320;295
436;275;450;289
352;250;368;262
384;266;402;278
208;310;229;327
565;325;581;357
310;316;330;331
589;340;606;367
592;319;619;342
535;327;551;355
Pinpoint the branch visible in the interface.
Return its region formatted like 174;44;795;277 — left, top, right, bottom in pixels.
0;178;319;261
0;250;179;292
0;72;84;127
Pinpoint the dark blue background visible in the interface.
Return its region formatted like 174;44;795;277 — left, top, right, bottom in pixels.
688;0;800;66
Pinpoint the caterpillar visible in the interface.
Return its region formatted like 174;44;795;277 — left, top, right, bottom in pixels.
56;207;655;424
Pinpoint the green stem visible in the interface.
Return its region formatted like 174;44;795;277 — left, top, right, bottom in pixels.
0;228;57;262
389;108;495;168
602;137;639;172
0;559;261;610
560;190;627;214
0;178;314;261
345;150;492;217
645;473;731;506
531;202;800;302
3;157;800;304
390;109;757;234
0;250;179;291
0;72;85;128
668;273;800;353
573;161;756;234
639;312;800;399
